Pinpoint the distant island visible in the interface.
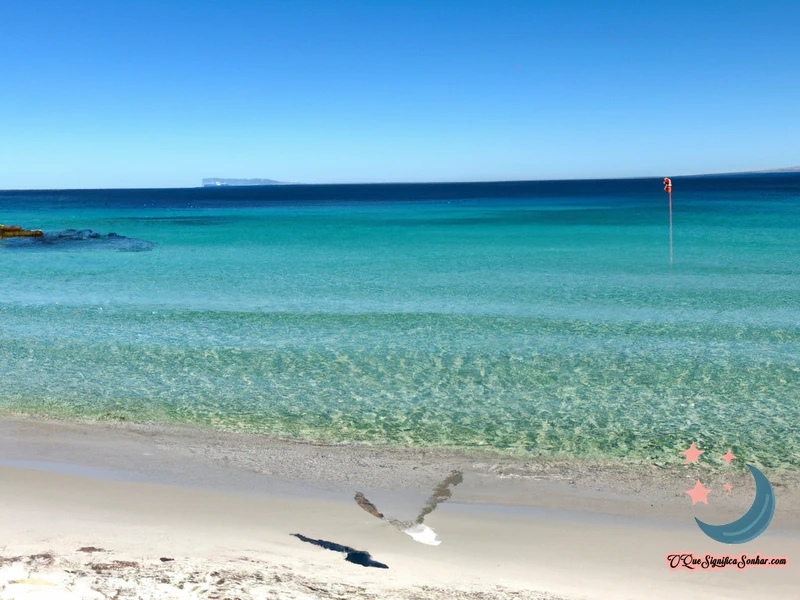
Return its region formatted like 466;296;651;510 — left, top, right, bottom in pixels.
198;168;800;188
202;178;283;187
696;166;800;177
744;166;800;173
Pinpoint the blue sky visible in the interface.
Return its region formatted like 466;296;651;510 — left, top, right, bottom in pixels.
1;0;798;188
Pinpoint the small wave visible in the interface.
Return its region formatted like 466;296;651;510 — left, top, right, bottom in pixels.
1;229;155;252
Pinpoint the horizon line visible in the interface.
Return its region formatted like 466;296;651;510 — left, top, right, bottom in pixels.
2;167;798;192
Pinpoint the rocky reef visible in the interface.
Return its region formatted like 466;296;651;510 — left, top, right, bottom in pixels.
0;229;155;252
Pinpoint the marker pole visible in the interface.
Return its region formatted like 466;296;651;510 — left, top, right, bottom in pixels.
669;188;673;267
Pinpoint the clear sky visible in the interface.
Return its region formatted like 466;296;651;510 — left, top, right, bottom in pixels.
1;0;798;188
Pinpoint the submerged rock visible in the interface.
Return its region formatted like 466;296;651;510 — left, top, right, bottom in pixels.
0;229;155;252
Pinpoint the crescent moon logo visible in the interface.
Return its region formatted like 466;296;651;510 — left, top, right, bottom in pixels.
695;464;775;544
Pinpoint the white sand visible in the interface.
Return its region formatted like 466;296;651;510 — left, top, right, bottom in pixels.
0;416;798;599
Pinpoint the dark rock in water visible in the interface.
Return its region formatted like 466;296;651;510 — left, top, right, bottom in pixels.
0;229;155;252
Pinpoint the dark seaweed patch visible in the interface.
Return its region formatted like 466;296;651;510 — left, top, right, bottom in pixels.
1;229;154;252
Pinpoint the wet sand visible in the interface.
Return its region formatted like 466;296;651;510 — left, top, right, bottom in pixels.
0;415;798;599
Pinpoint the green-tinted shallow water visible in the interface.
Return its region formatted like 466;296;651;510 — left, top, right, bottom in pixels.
1;178;799;469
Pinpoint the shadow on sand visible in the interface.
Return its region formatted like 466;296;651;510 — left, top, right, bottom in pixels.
291;534;389;569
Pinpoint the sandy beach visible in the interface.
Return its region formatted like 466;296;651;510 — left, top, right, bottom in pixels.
0;416;797;599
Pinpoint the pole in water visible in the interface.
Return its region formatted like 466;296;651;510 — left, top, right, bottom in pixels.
663;178;673;266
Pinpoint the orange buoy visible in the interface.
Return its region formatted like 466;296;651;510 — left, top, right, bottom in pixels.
663;177;672;193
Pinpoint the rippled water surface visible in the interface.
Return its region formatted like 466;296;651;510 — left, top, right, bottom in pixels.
2;176;799;468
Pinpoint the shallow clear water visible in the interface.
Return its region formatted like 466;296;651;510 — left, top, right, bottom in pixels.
2;176;799;468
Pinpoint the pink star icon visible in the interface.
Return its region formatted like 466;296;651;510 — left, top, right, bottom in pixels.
721;449;736;466
724;483;733;492
686;480;711;505
680;442;705;464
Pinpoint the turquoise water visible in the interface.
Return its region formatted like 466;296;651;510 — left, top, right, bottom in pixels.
2;177;799;469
